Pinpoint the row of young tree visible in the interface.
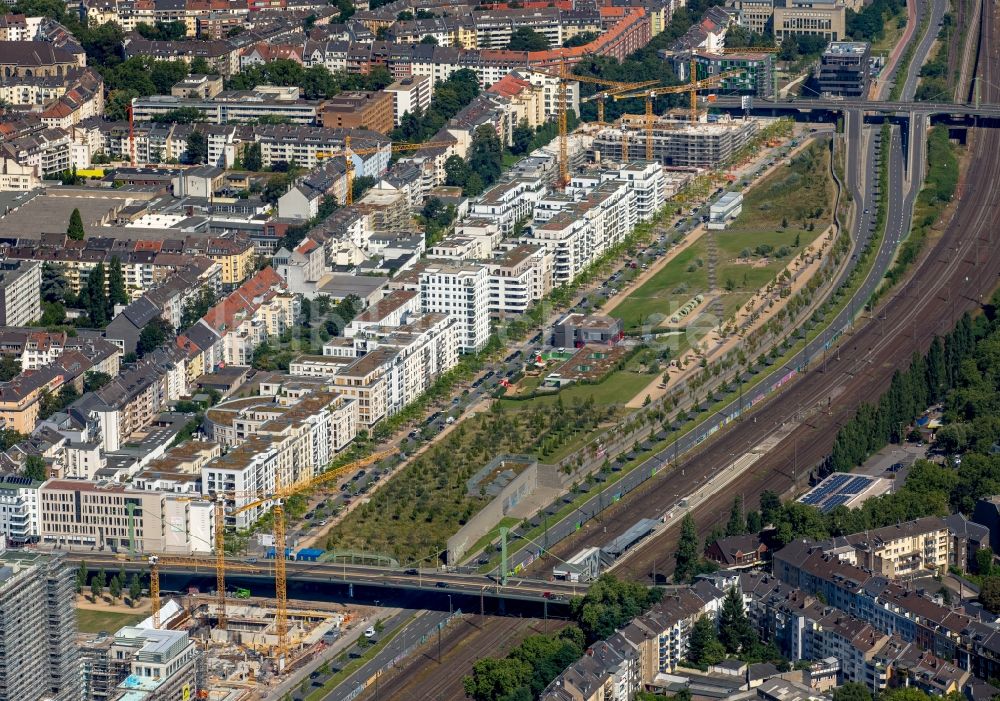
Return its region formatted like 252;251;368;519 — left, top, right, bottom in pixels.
75;561;144;606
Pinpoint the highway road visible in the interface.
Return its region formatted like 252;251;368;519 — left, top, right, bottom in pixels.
900;0;950;101
316;609;452;701
67;553;584;602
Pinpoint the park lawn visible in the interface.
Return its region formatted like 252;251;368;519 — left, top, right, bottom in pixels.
610;240;709;331
500;370;653;410
724;140;833;236
76;608;146;634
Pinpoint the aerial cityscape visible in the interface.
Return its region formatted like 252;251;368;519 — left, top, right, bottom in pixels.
0;0;997;698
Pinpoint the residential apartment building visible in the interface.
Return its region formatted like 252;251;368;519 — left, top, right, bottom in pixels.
0;473;41;545
0;549;80;701
418;262;490;352
835;516;952;576
487;244;554;317
320;90;395;134
470;177;545;235
527;180;635;285
195;267;298;367
384;75;432;126
540;581;725;699
0;260;41;328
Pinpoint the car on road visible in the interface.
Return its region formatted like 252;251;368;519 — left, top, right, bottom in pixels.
404;568;418;575
310;672;321;679
436;581;449;588
364;626;376;638
889;462;904;472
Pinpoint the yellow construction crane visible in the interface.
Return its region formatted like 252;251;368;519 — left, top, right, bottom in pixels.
317;139;457;206
614;60;745;160
227;449;394;660
528;64;663;186
145;555;263;630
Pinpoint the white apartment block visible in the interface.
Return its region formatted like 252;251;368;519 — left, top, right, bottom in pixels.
0;260;41;329
384;75;432;126
470;177;546;236
354;313;461;415
419;263;490;352
0;475;41;545
487;244;553;317
526;180;635;285
345;290;421;338
201;437;284;530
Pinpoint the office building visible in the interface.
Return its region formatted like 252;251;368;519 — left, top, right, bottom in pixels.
818;41;871;97
773;0;846;41
0;548;81;701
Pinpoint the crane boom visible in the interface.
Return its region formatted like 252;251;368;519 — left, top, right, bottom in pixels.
225;449;393;658
612;62;746;159
146;555;261;629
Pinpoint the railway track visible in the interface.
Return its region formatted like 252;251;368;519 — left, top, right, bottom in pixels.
363;616;566;701
591;2;1000;582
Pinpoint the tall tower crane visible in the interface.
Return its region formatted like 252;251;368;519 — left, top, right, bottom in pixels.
527;64;663;186
317;138;457;205
146;555;263;630
614;60;745;160
581;81;659;125
226;449;394;660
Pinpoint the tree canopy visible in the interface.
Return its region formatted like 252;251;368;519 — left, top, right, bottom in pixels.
507;27;549;51
568;574;662;644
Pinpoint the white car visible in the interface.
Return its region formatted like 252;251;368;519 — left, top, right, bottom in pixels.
364;626;376;638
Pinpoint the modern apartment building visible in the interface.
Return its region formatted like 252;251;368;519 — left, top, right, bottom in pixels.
0;548;81;701
384;75;432;126
418;262;490;352
0;473;41;545
487;244;554;317
0;260;41;327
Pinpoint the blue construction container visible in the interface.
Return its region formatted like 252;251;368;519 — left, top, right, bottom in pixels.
296;548;324;562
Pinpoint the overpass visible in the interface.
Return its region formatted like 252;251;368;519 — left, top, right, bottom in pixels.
66;553;587;609
711;95;1000;120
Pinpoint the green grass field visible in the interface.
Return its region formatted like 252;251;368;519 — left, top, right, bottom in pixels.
611;240;709;331
76;608;146;634
611;140;833;333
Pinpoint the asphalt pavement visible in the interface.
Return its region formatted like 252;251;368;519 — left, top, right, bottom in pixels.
316;609;452;701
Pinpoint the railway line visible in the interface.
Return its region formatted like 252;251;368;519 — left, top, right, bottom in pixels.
561;0;1000;583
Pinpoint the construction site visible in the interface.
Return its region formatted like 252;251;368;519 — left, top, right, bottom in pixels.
77;588;373;701
591;112;761;169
